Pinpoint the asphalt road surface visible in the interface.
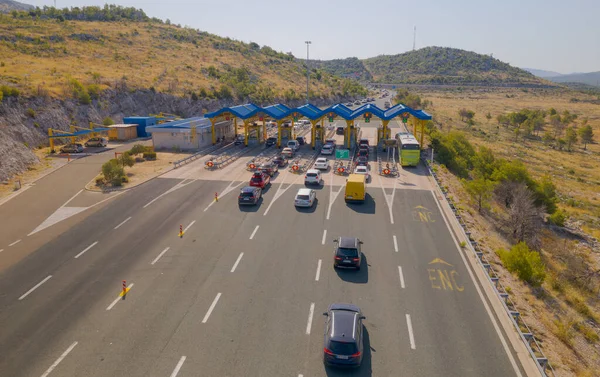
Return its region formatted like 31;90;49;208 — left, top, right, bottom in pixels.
0;99;530;377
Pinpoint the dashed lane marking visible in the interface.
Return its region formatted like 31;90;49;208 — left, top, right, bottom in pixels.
40;341;78;377
19;275;52;301
306;302;315;335
74;241;98;259
169;356;187;377
113;216;132;230
202;293;222;323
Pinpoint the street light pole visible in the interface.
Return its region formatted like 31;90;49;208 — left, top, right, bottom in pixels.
305;41;311;104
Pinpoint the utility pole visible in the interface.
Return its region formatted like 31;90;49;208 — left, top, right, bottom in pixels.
413;26;416;51
305;41;311;104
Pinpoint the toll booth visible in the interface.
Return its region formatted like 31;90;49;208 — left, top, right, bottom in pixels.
344;122;359;149
245;121;265;146
279;123;293;147
313;124;325;149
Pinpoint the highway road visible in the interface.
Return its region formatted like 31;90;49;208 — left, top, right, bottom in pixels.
0;95;533;377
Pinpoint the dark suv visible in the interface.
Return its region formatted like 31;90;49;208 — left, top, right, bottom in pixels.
332;237;363;270
323;303;365;368
238;186;262;206
258;161;278;177
266;137;277;147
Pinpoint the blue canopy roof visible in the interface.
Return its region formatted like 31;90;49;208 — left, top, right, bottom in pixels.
205;102;431;121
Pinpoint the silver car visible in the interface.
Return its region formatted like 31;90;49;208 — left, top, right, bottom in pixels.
294;188;316;208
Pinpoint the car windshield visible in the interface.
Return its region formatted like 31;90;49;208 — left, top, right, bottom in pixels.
251;176;263;182
306;173;318;177
356;168;367;173
402;144;420;150
329;341;357;355
323;146;332;150
337;247;358;257
296;194;310;200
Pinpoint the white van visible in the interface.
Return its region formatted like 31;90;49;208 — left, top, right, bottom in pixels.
287;140;299;151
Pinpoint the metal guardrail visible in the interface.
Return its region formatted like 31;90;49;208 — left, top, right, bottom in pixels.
423;155;554;377
173;142;228;169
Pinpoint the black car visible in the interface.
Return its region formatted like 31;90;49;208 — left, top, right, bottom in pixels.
333;237;363;270
296;136;306;146
238;186;262;206
356;156;368;167
323;303;365;368
336;127;345;135
266;137;277;147
272;156;287;167
258;161;278;177
358;147;369;158
358;138;369;148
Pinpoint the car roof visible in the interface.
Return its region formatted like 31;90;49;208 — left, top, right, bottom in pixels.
282;147;292;150
338;236;358;248
316;157;327;161
297;188;312;195
329;302;361;312
307;169;320;174
355;166;367;170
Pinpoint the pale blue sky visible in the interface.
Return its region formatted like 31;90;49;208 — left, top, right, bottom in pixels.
28;0;599;73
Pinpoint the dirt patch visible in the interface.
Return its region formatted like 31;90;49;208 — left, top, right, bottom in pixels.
86;151;190;192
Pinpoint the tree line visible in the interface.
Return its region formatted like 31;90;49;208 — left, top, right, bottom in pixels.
10;5;155;23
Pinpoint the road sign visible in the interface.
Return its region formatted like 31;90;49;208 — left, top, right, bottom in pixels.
336;149;349;159
329;117;334;122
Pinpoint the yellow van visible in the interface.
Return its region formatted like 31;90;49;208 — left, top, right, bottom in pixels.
345;174;366;203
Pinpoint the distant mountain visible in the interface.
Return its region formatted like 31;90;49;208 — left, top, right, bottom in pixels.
309;57;373;81
546;71;600;87
361;47;549;86
0;0;33;12
523;68;564;78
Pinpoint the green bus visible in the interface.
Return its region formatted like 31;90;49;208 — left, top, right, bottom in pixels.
396;132;420;167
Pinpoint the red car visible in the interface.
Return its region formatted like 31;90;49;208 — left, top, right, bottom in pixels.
249;171;271;189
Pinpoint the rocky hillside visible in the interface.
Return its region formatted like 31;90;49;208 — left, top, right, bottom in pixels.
362;47;550;86
0;0;33;13
0;6;366;181
309;57;373;81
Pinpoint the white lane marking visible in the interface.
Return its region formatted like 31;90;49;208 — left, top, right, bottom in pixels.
0;249;3;253
315;259;322;281
249;225;259;240
74;241;98;259
263;175;303;216
169;356;187;377
183;220;196;233
61;189;83;207
377;173;396;224
40;341;78;377
143;181;185;209
393;235;398;252
326;183;344;221
150;247;170;265
230;252;244;273
305;302;315;335
106;283;134;311
19;275;52;300
204;180;245;212
298;375;304;377
113;216;132;230
406;314;416;349
321;229;327;245
8;239;21;247
398;266;405;288
430;191;523;377
202;293;222;323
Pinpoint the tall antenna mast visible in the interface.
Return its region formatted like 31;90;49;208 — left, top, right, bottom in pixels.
412;26;416;51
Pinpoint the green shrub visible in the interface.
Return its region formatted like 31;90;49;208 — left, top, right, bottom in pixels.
143;151;157;160
548;209;567;227
111;176;123;186
95;177;104;186
102;117;114;126
33;122;40;128
119;152;135;167
498;242;546;286
78;90;91;105
0;85;19;98
26;108;35;118
87;84;101;99
130;144;146;156
101;159;125;186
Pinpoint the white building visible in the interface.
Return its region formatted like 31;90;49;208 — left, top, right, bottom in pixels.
146;117;234;151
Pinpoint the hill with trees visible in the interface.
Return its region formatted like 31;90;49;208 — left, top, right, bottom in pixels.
309;57;373;81
0;0;32;13
362;47;552;87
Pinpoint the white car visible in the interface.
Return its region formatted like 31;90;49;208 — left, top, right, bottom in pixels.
287;140;299;151
321;144;334;155
304;169;322;186
354;165;370;181
301;119;311;126
313;157;328;170
281;147;294;158
294;188;316;208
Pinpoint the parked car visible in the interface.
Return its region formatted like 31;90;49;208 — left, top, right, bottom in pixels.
258;161;278;177
296;136;306;146
294;188;316;208
281;147;294;158
287;140;300;151
336;127;345;135
60;143;84;153
314;157;329;170
84;137;107;147
332;237;363;270
272;155;287;167
266;137;277;147
249;171;270;189
321;144;334;155
354;165;370;181
323;303;365;368
238;186;262;206
234;135;245;145
345;102;353;107
304;169;322;185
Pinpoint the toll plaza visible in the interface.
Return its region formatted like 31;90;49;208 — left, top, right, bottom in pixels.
205;102;432;150
48;122;111;152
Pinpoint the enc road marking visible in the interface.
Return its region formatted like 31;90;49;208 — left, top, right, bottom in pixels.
113;216;132;229
8;239;21;247
106;283;134;310
249;225;259;240
169;356;187;377
74;241;98;259
315;259;322;281
230;252;244;273
0;249;4;253
202;293;222;323
40;341;78;377
183;220;196;233
305;302;315;335
398;266;405;288
430;191;523;376
151;247;170;265
393;235;398;252
406;314;416;349
321;229;327;245
19;275;52;300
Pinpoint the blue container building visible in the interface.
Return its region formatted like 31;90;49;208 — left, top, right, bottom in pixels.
123;117;157;138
